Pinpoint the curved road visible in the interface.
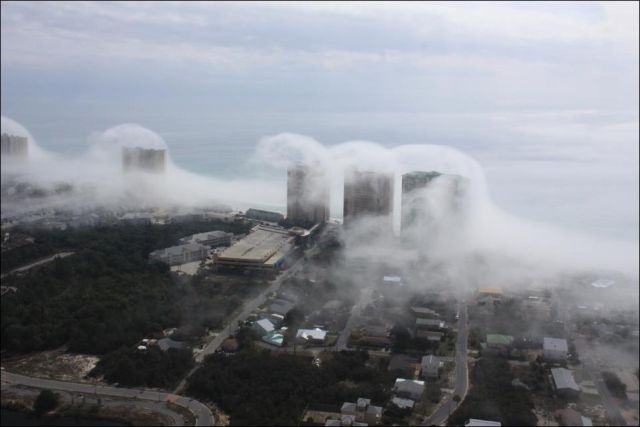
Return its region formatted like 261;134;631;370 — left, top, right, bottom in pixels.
1;371;214;426
422;301;469;426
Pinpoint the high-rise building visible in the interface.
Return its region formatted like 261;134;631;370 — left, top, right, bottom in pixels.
401;171;469;234
1;133;29;159
122;147;166;173
401;171;441;233
287;163;330;227
343;168;394;227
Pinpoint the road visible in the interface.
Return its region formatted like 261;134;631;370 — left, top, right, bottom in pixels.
1;370;214;426
173;260;305;394
0;251;75;279
573;336;628;426
334;286;374;351
422;301;469;426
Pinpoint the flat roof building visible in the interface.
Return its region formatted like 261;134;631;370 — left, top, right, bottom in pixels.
1;133;28;160
215;225;295;271
245;208;284;223
122;147;166;173
150;243;208;266
343;168;393;228
179;230;233;248
543;337;569;361
401;171;441;233
551;368;580;397
287;162;330;228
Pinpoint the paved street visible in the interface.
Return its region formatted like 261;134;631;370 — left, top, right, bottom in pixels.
0;251;75;279
422;301;469;426
574;336;628;426
334;286;374;351
1;371;214;426
173;260;305;394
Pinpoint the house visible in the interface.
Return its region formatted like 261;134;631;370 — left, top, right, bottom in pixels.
543;337;569;361
410;306;440;318
465;419;501;427
156;338;186;352
269;298;295;316
421;355;441;379
390;397;414;410
393;378;425;401
416;318;447;330
341;397;383;425
551;368;580;398
416;330;444;341
361;325;390;338
296;328;328;345
262;329;285;347
253;318;275;336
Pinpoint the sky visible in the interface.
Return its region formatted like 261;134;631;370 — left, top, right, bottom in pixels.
1;1;639;241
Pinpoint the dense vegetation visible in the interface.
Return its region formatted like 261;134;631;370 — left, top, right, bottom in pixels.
448;357;537;426
91;346;194;389
1;219;250;355
602;371;627;399
188;350;393;426
33;390;59;415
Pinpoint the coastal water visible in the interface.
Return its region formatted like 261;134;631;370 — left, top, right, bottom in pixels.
0;408;127;426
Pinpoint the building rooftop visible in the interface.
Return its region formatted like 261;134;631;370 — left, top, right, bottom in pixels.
255;318;275;334
421;355;440;369
217;225;292;265
393;378;425;399
416;318;446;328
478;287;503;295
296;328;327;341
269;298;295;316
544;337;568;352
551;368;580;392
391;397;414;409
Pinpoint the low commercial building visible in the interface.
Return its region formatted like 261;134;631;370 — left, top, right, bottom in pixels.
121;212;153;225
341;398;383;425
551;368;580;398
543;337;569;361
215;225;296;271
245;208;284;223
179;230;233;248
421;355;441;379
393;378;425;401
149;243;209;265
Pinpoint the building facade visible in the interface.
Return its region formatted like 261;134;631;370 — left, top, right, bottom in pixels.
287;163;330;228
401;171;441;233
343;168;394;227
149;243;208;265
122;147;166;173
1;133;29;159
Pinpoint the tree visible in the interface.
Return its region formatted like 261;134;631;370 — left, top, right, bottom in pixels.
34;389;59;415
